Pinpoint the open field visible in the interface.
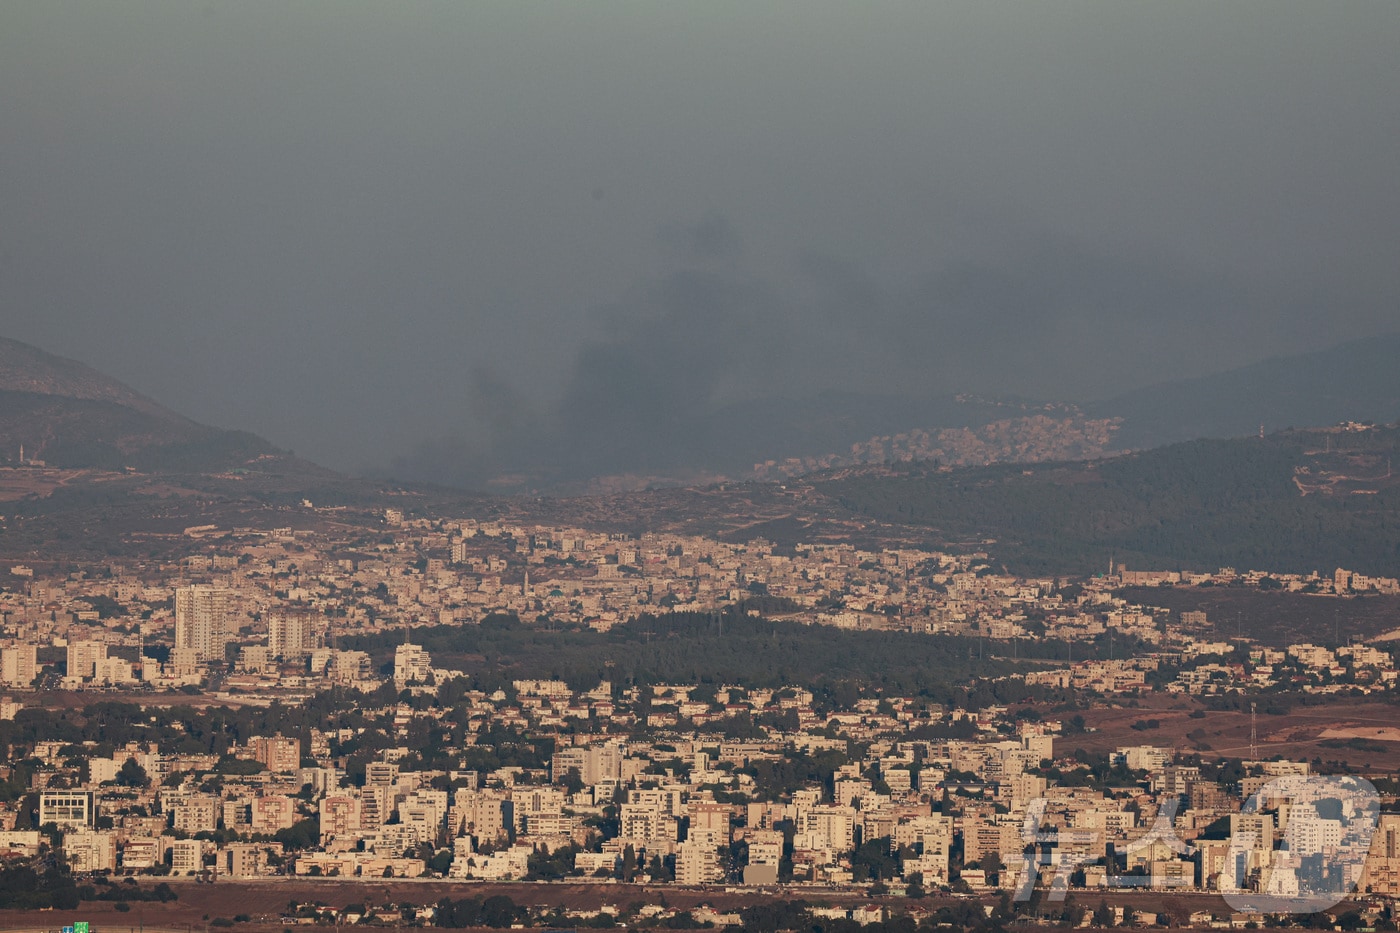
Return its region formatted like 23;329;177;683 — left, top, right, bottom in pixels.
0;878;930;933
0;690;282;711
0;876;1317;933
0;467;109;502
1069;694;1400;771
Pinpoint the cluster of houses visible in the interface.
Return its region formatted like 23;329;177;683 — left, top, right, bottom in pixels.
4;505;1396;700
1;508;1399;926
1;672;1399;916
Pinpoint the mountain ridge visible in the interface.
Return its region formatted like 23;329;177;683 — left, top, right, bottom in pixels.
727;333;1400;488
815;423;1400;576
1090;332;1400;450
0;336;279;472
6;330;1400;491
0;336;185;422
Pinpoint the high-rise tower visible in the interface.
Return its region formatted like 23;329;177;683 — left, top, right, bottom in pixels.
269;612;320;660
174;584;231;662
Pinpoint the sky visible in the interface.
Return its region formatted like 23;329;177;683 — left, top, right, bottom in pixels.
2;2;1398;486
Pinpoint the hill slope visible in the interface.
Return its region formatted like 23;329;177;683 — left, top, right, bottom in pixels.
564;334;1400;491
1092;333;1400;449
743;335;1400;485
818;424;1400;576
0;336;279;471
0;336;187;418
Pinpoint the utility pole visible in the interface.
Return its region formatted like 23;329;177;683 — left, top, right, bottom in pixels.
1250;702;1258;760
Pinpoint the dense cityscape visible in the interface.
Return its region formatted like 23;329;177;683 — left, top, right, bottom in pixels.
3;503;1400;930
6;3;1400;931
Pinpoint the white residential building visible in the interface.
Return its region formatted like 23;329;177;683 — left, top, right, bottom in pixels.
175;585;231;662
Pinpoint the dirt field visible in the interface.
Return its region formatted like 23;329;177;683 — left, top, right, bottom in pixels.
0;467;84;501
0;878;933;933
1068;694;1400;771
0;690;275;712
0;878;1378;933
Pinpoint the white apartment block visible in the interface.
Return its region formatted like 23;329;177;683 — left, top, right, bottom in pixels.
175;584;231;662
1;644;37;686
394;642;432;687
269;612;321;660
63;831;117;873
169;838;205;875
39;791;94;830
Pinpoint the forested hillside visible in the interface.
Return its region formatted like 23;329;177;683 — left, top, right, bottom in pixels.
1092;332;1400;449
820;427;1400;576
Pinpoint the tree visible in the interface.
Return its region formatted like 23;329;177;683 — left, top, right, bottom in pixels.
978;849;1005;884
526;844;575;881
435;894;525;929
561;766;585;796
116;757;150;788
274;817;320;851
618;844;638;883
0;863;81;910
481;895;526;928
850;836;900;883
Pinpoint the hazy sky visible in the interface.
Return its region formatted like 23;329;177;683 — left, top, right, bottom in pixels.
3;2;1398;482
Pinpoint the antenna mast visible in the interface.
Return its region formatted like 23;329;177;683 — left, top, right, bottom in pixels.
1250;702;1258;759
